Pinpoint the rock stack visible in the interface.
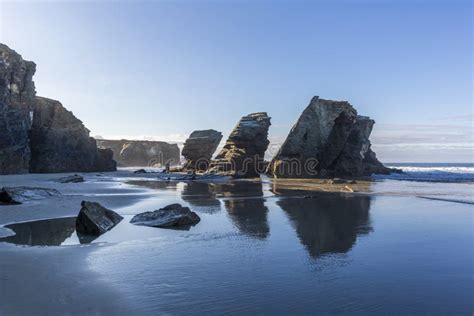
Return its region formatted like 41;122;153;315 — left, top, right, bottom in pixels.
182;129;222;171
209;112;271;178
97;139;180;167
0;43;116;174
268;96;394;178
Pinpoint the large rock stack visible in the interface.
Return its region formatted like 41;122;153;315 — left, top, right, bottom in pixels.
268;96;393;178
182;129;222;171
29;97;116;173
0;43;116;174
0;44;36;174
97;139;180;167
209;112;271;178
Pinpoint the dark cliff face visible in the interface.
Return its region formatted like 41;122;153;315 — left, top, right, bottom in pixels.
0;43;116;174
29;97;116;173
0;44;36;174
97;139;180;167
268;96;393;178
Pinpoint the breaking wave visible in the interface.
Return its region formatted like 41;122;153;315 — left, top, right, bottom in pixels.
378;163;474;183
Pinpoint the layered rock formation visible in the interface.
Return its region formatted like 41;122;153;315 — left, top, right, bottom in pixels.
208;112;271;178
0;43;116;174
0;44;36;174
97;139;180;167
29;97;116;173
182;129;222;171
268;96;393;178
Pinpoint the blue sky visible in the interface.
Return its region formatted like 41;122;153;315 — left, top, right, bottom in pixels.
1;0;472;162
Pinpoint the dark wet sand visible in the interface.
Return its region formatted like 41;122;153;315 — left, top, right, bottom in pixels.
0;171;472;315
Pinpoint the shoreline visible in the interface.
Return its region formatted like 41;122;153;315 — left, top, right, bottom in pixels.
0;170;472;315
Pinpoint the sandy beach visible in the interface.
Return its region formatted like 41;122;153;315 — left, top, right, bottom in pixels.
1;171;472;315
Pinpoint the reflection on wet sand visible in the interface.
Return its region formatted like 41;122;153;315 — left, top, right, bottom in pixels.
215;182;269;239
0;217;77;246
277;195;372;258
127;180;178;191
180;182;221;212
270;178;373;195
0;217;110;246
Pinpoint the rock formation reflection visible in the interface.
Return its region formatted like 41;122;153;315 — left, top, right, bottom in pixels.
277;195;372;258
0;217;77;246
180;182;221;213
214;181;269;239
0;217;110;246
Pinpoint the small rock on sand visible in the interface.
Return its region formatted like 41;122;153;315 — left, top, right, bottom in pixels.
130;203;200;228
57;174;84;183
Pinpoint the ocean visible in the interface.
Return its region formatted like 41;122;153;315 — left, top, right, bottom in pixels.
380;162;474;183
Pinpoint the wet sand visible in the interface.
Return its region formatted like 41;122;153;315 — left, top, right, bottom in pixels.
0;172;153;314
0;171;472;315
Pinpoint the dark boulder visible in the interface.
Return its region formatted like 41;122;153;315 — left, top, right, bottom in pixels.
134;168;147;174
130;203;200;228
75;201;123;235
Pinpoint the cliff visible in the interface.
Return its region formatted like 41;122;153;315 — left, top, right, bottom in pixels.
29;97;116;173
0;43;116;174
0;43;36;174
97;139;180;167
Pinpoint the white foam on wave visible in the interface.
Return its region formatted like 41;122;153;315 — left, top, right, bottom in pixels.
378;164;474;183
389;166;474;174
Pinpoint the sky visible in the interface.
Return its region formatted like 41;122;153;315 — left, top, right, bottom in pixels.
0;0;472;162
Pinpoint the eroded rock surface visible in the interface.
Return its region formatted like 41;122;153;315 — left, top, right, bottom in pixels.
29;97;116;173
97;139;180;167
0;44;36;174
209;112;271;178
130;203;200;228
75;201;123;235
268;96;394;178
182;129;222;171
0;187;61;205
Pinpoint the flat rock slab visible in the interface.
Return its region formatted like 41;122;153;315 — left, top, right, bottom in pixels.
130;203;200;228
75;201;123;235
0;187;61;205
56;174;85;183
156;173;230;182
